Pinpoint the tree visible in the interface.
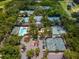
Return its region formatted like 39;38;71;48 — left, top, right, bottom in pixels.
45;49;48;57
43;27;51;37
1;45;20;59
67;5;72;10
5;35;21;46
73;0;79;4
40;0;54;6
0;7;17;43
34;9;44;15
64;49;79;59
41;57;48;59
32;34;38;40
35;48;40;56
27;49;34;59
42;49;48;59
42;16;52;27
0;0;5;1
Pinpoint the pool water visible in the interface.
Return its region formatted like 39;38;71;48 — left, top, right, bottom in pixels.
18;27;28;36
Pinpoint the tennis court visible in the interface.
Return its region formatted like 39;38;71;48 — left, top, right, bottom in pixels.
48;17;60;22
52;26;66;35
18;27;28;36
45;38;66;52
22;17;29;23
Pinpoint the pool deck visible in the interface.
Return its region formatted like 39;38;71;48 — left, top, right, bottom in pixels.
20;36;44;59
48;52;64;59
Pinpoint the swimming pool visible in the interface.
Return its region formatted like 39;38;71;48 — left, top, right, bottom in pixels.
45;38;66;51
18;27;28;36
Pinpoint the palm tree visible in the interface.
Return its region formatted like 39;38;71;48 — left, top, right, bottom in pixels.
34;48;40;56
27;49;34;59
42;16;52;27
29;16;39;40
45;49;48;57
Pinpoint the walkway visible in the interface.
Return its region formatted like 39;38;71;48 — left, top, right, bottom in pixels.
32;40;43;59
20;36;34;59
20;36;28;59
36;40;43;59
48;52;64;59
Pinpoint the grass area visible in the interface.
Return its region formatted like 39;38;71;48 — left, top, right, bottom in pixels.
0;0;12;8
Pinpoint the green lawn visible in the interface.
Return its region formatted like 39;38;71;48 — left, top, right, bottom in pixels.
0;0;12;8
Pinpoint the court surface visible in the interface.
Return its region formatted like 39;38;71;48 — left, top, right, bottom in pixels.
45;38;66;51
